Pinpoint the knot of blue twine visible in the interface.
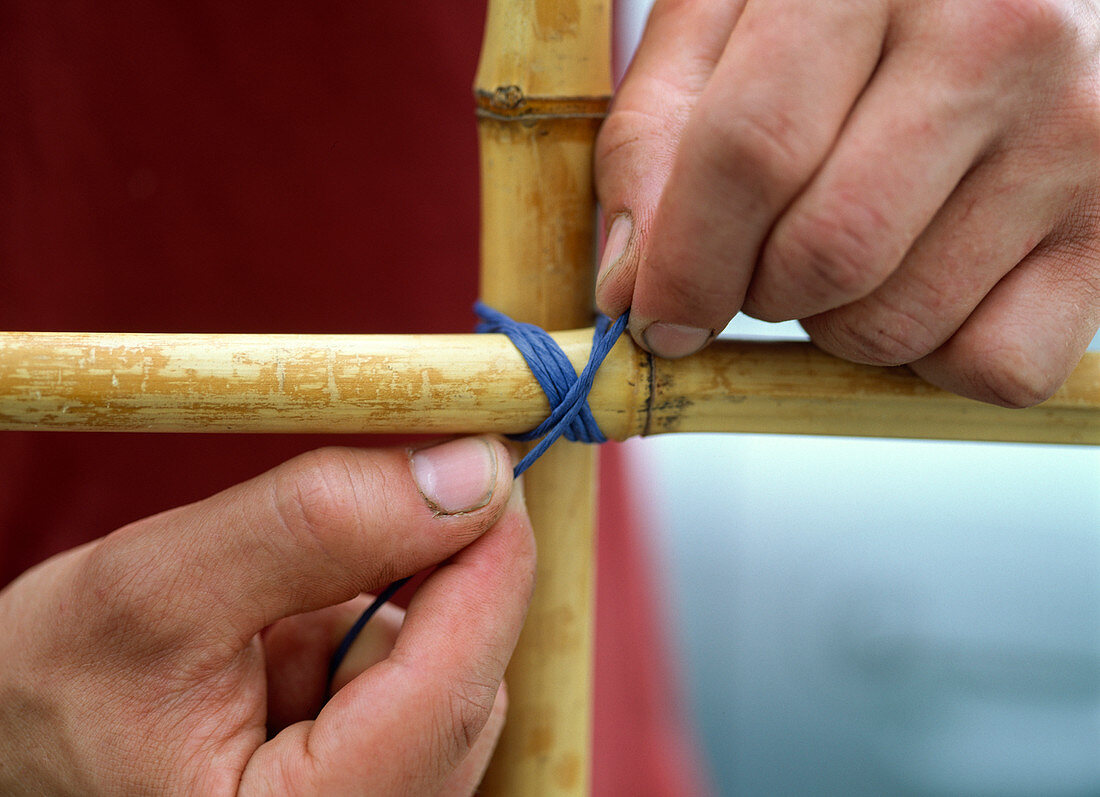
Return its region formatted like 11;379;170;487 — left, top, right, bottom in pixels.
327;303;628;692
474;301;629;477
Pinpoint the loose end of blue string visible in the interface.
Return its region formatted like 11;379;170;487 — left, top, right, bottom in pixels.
324;575;411;701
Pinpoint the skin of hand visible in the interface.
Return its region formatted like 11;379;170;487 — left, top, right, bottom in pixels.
596;0;1100;407
0;435;534;796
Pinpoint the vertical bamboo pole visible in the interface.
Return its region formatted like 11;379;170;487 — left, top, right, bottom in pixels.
475;2;611;794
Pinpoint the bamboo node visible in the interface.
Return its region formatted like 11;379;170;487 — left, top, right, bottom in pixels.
474;88;609;122
487;84;525;110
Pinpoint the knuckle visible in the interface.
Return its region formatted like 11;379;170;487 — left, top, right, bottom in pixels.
596;99;688;180
271;447;373;561
596;107;660;168
970;345;1062;408
767;199;893;308
702;102;816;193
810;305;938;366
434;676;499;767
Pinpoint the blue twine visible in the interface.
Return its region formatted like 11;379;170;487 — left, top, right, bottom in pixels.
325;575;410;695
474;301;628;477
326;304;627;693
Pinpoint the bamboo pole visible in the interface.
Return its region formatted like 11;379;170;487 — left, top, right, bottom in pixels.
647;339;1100;445
1;331;1097;445
474;2;610;794
0;330;623;435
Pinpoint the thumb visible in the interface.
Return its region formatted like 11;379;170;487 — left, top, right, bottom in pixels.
75;436;515;651
594;0;742;317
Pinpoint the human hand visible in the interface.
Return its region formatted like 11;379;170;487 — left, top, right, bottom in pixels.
596;0;1100;407
0;436;534;795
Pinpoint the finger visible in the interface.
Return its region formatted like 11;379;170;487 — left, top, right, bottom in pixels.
911;235;1100;407
74;436;514;649
801;145;1067;365
263;597;405;733
245;487;537;794
746;2;1057;322
594;0;743;317
624;0;889;358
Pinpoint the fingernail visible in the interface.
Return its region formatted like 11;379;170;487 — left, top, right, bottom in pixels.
642;322;713;359
596;214;632;289
411;437;498;515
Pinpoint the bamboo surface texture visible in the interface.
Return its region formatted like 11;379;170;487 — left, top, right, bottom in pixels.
1;331;1097;445
474;1;611;795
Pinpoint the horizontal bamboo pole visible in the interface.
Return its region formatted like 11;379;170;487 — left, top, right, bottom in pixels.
0;330;640;435
0;330;1096;444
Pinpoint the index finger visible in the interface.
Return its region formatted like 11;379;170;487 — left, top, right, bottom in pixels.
595;0;743;316
627;0;887;357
